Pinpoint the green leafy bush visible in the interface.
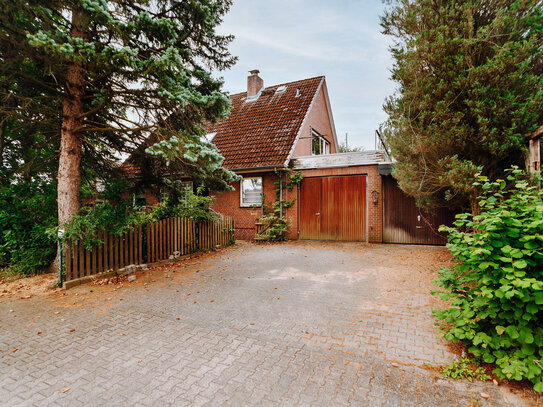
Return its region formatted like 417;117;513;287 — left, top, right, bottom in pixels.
61;179;152;248
1;177;221;274
63;180;217;248
442;352;491;382
433;168;543;392
0;180;57;274
151;193;216;223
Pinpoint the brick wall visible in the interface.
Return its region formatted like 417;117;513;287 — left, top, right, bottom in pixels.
366;165;383;243
149;164;383;243
211;171;278;240
145;189;159;206
292;85;337;157
282;181;299;240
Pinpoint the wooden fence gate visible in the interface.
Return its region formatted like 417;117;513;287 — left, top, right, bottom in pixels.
64;216;234;282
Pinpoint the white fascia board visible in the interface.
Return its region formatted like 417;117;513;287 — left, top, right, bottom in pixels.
321;79;339;152
205;132;217;142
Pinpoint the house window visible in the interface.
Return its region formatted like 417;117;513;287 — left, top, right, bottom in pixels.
159;180;193;203
240;177;263;207
311;129;330;155
133;190;147;207
180;181;193;202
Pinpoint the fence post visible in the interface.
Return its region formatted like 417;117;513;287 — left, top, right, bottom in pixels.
58;236;64;287
65;242;71;282
196;221;200;251
139;225;143;264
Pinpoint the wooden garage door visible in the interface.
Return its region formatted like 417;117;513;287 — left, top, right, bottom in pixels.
299;176;366;241
382;176;454;245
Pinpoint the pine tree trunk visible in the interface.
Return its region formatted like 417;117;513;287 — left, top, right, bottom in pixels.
58;9;86;227
51;9;86;274
57;62;84;226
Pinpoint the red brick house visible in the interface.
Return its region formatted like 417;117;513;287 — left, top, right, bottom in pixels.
207;70;389;242
123;70;451;245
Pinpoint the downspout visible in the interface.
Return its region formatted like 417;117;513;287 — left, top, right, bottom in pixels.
279;174;283;218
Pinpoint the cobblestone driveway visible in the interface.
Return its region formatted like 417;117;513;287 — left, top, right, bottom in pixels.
0;242;533;406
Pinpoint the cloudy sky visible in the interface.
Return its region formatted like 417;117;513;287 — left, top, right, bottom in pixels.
216;0;396;150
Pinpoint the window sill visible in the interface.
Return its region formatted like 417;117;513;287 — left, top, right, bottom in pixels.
240;203;262;208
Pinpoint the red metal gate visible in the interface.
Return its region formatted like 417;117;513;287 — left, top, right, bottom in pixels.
299;175;366;241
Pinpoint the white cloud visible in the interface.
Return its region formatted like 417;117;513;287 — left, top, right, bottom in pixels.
216;0;396;149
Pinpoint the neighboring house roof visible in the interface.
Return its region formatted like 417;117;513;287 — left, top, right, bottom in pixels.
119;134;162;179
121;160;141;179
208;76;325;170
529;125;543;140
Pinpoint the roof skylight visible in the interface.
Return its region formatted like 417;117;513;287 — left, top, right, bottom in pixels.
204;132;217;142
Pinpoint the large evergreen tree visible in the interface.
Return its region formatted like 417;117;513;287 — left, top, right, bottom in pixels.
381;0;543;212
0;0;237;228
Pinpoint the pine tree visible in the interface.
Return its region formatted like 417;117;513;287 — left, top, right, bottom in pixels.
381;0;543;211
0;0;237;228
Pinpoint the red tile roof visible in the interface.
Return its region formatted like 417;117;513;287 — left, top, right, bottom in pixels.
120;160;141;178
119;134;162;178
120;76;324;177
208;76;324;170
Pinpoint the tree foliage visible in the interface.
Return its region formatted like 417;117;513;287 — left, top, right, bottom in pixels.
0;180;58;274
381;0;543;210
433;168;543;392
338;141;364;153
0;0;238;223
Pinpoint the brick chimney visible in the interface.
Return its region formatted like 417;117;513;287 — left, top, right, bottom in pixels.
247;69;264;98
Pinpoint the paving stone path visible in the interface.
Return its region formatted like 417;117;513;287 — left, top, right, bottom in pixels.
0;242;534;406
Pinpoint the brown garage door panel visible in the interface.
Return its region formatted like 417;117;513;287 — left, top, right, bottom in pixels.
300;175;366;241
382;176;454;245
299;177;322;239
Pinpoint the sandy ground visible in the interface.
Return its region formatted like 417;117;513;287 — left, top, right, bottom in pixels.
0;249;226;305
0;272;60;300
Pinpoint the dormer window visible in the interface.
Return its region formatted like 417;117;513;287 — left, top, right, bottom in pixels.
311;129;330;155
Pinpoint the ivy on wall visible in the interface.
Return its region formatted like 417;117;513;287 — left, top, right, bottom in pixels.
256;168;303;241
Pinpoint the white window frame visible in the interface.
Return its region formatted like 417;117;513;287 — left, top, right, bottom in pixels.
133;189;147;207
159;180;193;204
311;129;330;156
180;181;193;203
240;177;263;207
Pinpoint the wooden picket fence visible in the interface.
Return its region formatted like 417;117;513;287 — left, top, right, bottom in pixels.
146;217;198;263
64;216;234;282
